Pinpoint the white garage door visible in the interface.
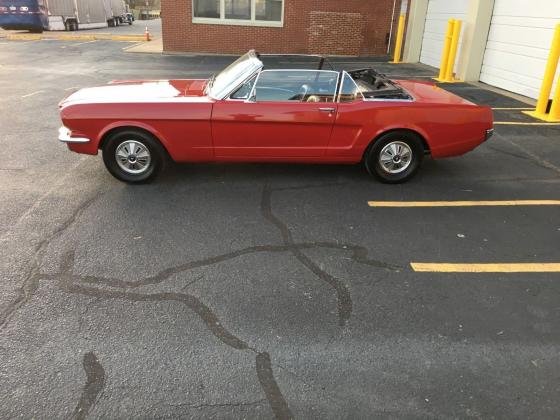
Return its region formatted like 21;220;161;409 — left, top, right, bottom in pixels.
420;0;469;68
480;0;560;99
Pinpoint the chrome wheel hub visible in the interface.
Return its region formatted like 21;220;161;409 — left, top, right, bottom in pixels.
115;140;151;175
379;141;412;174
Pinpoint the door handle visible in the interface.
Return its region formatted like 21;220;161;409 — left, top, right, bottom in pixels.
319;107;336;113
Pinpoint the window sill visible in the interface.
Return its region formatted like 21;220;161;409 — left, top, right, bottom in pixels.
192;17;283;28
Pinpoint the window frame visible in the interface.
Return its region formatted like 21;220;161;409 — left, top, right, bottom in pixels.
192;0;284;28
337;71;365;103
244;69;341;103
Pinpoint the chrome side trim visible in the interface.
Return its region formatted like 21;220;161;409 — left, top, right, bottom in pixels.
363;97;415;102
58;126;90;143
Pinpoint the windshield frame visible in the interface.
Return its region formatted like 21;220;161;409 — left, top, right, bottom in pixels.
206;50;263;100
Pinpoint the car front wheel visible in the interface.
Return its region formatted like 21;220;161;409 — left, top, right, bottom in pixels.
365;131;424;184
102;130;166;184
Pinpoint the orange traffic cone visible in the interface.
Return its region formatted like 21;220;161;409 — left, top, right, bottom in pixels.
145;26;151;41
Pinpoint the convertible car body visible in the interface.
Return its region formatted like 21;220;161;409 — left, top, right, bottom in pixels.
58;50;493;183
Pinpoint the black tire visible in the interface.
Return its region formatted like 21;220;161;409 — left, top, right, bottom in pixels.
102;130;166;184
364;130;424;184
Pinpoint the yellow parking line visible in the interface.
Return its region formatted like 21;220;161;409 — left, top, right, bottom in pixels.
494;121;560;126
492;107;533;110
368;200;560;207
411;263;560;272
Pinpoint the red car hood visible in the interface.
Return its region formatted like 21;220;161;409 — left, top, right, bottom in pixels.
59;79;210;107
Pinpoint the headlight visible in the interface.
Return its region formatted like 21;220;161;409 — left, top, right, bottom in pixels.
20;6;29;11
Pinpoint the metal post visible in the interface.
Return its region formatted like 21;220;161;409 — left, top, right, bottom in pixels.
444;19;462;82
437;19;454;81
535;24;560;116
548;72;560;121
392;14;406;63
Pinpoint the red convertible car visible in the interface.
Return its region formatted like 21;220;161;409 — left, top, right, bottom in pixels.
58;50;493;184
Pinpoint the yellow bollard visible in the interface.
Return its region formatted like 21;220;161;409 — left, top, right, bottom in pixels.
436;19;455;81
444;19;462;81
525;24;560;122
547;73;560;121
391;14;406;63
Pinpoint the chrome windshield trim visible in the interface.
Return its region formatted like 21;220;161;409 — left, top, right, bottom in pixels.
338;71;365;103
58;126;90;143
209;50;264;100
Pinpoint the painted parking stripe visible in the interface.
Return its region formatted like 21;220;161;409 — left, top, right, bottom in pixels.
491;107;534;110
494;121;560;126
72;40;97;46
411;263;560;273
21;90;44;98
368;200;560;207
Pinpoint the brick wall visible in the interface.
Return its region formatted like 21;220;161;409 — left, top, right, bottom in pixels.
161;0;402;56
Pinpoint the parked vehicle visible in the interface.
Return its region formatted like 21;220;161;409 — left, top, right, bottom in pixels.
122;11;133;24
0;0;47;32
57;50;494;184
0;0;108;31
103;0;125;27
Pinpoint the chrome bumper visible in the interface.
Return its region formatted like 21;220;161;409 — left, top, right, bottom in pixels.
58;126;90;143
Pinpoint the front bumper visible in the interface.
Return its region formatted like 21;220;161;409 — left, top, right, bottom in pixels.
58;126;90;143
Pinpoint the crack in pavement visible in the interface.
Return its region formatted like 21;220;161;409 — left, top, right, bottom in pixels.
500;137;560;175
261;184;358;326
0;191;104;331
58;252;250;350
169;398;267;410
71;351;106;420
72;242;399;290
9;180;399;417
54;251;293;418
256;352;294;420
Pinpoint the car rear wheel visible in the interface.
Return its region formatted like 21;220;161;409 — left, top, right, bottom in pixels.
365;131;424;183
102;130;166;184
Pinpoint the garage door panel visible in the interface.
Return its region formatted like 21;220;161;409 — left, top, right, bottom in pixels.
481;64;543;95
420;0;469;68
484;42;549;63
492;0;560;18
480;0;560;99
488;25;557;51
479;72;540;100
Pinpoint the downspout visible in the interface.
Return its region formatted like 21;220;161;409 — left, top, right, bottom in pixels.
387;0;397;54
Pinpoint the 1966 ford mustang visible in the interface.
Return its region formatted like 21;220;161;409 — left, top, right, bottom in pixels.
58;50;493;184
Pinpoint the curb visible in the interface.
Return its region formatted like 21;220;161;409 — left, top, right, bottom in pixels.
5;33;147;42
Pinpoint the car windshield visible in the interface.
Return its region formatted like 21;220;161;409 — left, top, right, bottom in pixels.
206;51;263;99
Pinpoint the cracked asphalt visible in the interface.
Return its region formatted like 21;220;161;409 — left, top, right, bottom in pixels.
1;39;560;419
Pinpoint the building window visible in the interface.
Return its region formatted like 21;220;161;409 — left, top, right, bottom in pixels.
193;0;283;27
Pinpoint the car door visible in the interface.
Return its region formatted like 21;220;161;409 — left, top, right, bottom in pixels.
211;70;339;159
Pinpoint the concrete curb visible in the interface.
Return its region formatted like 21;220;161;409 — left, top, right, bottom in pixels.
5;33;147;42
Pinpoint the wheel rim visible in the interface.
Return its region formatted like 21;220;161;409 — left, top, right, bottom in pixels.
115;140;151;175
379;141;413;174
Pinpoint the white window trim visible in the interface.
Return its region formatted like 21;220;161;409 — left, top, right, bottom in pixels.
192;0;284;28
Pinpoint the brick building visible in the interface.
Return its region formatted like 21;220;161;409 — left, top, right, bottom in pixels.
161;0;403;56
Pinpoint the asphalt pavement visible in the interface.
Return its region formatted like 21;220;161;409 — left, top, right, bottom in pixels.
0;39;559;419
